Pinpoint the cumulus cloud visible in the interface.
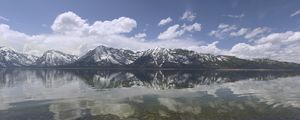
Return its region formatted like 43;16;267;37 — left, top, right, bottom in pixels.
158;23;202;40
202;29;300;63
229;31;300;62
89;17;137;35
181;11;196;21
223;13;245;19
210;24;271;40
229;42;275;59
158;17;172;26
133;33;147;42
188;41;227;55
0;24;25;51
51;11;89;35
0;11;204;56
290;10;300;17
2;11;300;63
158;24;184;40
0;16;9;22
256;31;300;44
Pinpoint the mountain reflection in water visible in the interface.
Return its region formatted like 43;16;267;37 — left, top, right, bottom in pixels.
0;69;300;120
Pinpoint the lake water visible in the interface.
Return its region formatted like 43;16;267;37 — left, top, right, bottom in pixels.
0;69;300;120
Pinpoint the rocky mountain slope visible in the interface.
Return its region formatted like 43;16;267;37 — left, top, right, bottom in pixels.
0;45;299;69
34;50;78;67
71;45;138;67
0;47;37;67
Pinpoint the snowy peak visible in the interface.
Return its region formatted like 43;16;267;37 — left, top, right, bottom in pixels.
138;48;175;67
0;46;15;52
0;47;37;67
0;46;299;69
92;45;110;56
73;45;138;66
132;48;231;67
143;47;171;56
35;50;78;67
92;46;122;63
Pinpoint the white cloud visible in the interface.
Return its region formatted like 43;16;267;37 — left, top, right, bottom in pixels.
133;33;147;42
2;11;300;63
0;16;9;21
256;31;300;44
230;28;249;37
220;24;237;33
188;41;226;55
89;17;137;35
134;33;147;38
182;23;202;32
204;30;300;63
244;27;271;39
290;10;300;17
195;32;300;63
223;13;245;19
158;24;184;40
181;11;196;21
158;23;202;40
51;11;137;36
218;24;229;29
0;24;30;52
51;11;89;35
229;31;300;63
158;17;172;26
229;42;275;59
210;24;271;40
0;11;204;56
209;24;237;39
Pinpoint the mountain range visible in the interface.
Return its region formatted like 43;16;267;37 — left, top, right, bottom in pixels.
0;46;299;69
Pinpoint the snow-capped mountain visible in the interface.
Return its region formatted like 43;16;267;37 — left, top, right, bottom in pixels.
133;48;175;67
0;45;299;69
0;47;38;67
72;45;138;67
130;47;230;68
34;50;78;67
70;46;299;69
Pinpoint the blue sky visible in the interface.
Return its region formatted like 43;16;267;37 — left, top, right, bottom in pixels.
1;0;300;62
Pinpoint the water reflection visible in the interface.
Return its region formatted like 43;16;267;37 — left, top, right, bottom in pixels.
0;69;300;120
71;69;300;89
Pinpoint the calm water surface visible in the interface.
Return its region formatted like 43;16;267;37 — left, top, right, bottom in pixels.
0;69;300;120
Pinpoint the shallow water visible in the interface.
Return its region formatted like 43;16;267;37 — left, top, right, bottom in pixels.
0;69;300;120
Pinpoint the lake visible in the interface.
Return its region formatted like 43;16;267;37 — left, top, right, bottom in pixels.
0;69;300;120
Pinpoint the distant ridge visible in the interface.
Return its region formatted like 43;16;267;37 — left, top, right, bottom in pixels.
0;46;299;69
34;50;78;67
